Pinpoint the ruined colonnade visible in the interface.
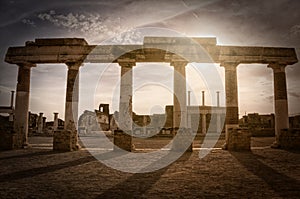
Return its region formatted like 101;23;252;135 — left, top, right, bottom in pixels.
5;37;298;150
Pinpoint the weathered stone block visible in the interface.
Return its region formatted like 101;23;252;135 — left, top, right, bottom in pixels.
113;130;132;152
171;128;194;152
0;131;17;150
226;128;251;151
53;130;80;151
279;129;300;150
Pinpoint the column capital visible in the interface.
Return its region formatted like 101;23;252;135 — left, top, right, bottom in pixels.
17;62;36;69
66;62;82;70
117;59;136;68
267;62;287;73
220;62;239;69
170;60;188;68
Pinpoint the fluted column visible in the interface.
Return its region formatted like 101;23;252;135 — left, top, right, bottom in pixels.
268;63;289;147
64;62;81;131
171;61;188;129
14;63;35;148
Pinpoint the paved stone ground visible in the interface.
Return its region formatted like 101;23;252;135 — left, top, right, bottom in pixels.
0;137;299;198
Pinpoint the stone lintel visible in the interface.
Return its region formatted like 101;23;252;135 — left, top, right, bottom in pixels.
219;46;298;65
32;38;88;46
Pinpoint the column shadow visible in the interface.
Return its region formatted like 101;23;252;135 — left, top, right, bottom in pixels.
0;150;127;183
96;152;192;199
230;151;300;198
0;149;61;161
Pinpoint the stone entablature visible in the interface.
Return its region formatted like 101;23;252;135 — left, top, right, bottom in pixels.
5;37;297;65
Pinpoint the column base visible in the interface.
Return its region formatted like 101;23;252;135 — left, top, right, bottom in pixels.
22;142;31;149
171;128;193;152
270;142;280;149
53;130;80;151
223;126;251;151
113;130;133;152
274;129;300;150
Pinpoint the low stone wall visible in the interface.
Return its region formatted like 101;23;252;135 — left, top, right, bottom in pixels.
53;130;80;151
113;130;132;151
226;128;251;151
279;129;300;150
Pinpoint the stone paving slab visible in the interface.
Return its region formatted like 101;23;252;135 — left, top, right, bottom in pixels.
0;137;299;198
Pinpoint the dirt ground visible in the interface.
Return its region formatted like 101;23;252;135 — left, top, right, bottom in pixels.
0;137;299;198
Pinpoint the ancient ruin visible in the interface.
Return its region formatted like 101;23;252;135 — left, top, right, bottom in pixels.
4;37;299;151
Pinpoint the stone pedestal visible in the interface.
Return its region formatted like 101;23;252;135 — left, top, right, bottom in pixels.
0;131;17;150
113;130;133;152
172;128;193;152
53;130;80;151
226;128;251;151
278;129;300;150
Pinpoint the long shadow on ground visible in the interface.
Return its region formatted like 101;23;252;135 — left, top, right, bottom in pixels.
97;151;192;199
230;151;300;198
0;150;128;183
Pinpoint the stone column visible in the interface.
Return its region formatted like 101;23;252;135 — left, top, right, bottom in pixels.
114;59;135;151
201;112;207;134
268;63;289;147
14;63;35;148
172;61;188;129
221;62;239;149
171;60;192;152
10;90;15;108
42;117;46;131
53;112;59;131
187;91;192;129
64;62;81;131
222;62;239;126
217;113;222;133
54;62;81;151
37;112;43;133
216;91;220;107
202;91;205;106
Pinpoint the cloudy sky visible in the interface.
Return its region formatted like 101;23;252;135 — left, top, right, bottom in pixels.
0;0;299;120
